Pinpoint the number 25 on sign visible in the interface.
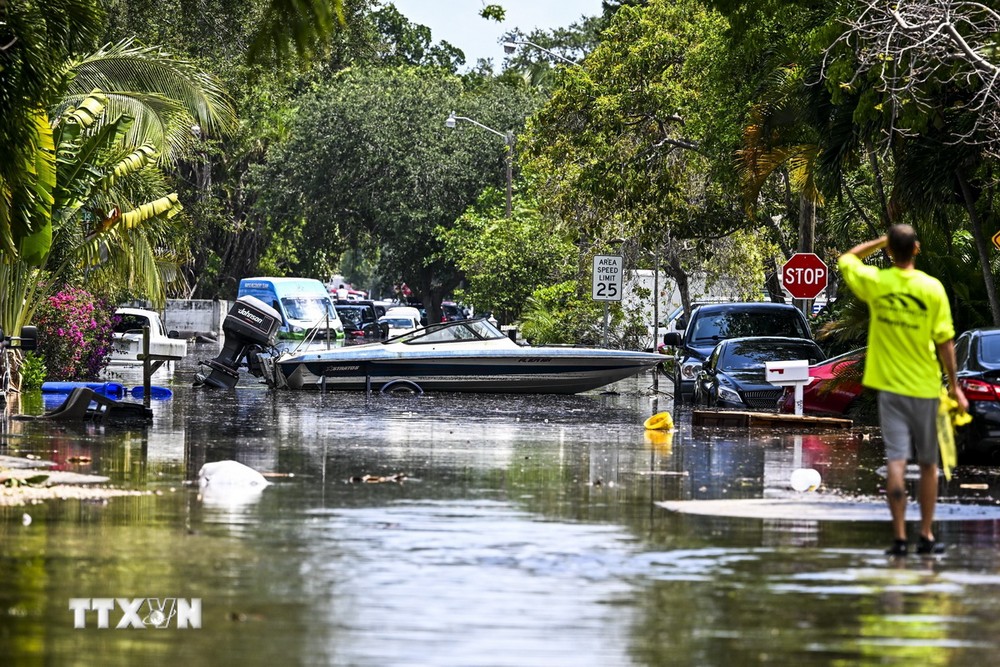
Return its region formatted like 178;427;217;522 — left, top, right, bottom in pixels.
592;255;623;302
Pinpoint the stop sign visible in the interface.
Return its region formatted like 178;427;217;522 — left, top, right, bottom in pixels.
782;253;828;300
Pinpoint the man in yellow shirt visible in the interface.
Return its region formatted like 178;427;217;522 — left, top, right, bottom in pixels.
838;225;968;556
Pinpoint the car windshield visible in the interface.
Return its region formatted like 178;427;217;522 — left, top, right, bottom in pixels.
692;311;808;343
719;340;823;371
338;305;376;323
114;314;151;334
282;297;334;321
382;318;415;328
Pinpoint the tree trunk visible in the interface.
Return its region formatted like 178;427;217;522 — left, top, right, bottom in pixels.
663;246;690;319
866;141;891;226
797;192;815;254
956;170;1000;325
765;256;785;303
794;193;817;316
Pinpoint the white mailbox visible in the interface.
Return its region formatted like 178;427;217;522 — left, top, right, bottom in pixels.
764;359;811;416
765;359;810;385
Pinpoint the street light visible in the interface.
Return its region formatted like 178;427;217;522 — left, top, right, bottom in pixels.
502;39;579;66
445;111;514;218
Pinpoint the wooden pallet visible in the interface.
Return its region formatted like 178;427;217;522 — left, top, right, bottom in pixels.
692;409;853;429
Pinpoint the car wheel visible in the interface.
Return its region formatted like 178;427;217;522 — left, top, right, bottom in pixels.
672;374;684;404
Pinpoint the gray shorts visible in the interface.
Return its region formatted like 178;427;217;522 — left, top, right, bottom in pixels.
878;391;940;465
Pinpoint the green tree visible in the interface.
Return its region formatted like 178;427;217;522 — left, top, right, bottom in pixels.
1;33;236;334
255;66;541;322
819;0;1000;324
439;189;577;323
523;0;764;319
0;0;103;265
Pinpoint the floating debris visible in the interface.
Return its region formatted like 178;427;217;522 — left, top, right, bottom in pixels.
1;470;110;486
644;412;674;431
790;468;822;492
637;470;689;477
1;485;145;507
348;473;409;484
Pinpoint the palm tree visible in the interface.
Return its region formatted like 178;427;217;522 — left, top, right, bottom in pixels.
0;41;237;335
0;0;103;265
737;65;824;256
56;38;237;163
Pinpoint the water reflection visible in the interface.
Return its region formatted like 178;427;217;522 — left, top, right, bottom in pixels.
3;352;1000;665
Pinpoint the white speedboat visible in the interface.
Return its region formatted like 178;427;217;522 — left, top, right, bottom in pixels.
110;308;187;365
253;318;663;394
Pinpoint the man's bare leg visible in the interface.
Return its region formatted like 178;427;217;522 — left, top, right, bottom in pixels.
886;459;908;542
918;462;938;541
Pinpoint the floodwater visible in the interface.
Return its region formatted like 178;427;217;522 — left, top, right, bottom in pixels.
3;345;1000;666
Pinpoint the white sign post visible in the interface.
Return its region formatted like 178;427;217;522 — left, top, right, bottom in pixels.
593;255;623;347
592;255;624;301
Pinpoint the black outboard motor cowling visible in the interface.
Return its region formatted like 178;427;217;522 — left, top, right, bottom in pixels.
195;295;280;389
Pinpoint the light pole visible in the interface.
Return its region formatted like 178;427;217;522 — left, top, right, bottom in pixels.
611;237;663;401
502;39;579;66
446;112;514;218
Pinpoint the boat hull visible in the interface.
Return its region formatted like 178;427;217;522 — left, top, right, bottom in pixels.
274;348;662;394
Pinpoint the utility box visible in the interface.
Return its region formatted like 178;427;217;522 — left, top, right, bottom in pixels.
765;359;810;385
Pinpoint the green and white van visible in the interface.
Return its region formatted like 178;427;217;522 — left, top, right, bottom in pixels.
237;277;344;342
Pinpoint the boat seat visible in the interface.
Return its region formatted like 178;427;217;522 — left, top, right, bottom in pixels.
13;386;97;421
87;391;153;422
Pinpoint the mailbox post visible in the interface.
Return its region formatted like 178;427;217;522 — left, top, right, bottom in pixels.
765;359;811;416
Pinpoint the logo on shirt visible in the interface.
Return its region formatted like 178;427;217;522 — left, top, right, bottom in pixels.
874;293;927;311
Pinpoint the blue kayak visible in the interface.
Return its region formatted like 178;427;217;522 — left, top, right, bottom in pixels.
41;381;125;398
41;382;173;400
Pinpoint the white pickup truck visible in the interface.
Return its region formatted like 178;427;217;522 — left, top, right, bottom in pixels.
110;308;188;365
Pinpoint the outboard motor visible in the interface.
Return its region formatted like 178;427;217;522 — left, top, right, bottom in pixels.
1;325;37;351
194;296;280;389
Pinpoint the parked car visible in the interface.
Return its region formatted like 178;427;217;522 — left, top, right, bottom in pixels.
663;302;813;403
379;307;422;336
441;301;469;322
335;303;389;342
777;348;866;416
110;307;188;365
238;277;344;342
956;328;1000;461
694;337;826;409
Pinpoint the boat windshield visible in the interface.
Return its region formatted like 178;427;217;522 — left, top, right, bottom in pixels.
392;318;505;345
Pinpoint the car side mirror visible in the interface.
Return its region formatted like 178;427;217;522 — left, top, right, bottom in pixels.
663;332;682;347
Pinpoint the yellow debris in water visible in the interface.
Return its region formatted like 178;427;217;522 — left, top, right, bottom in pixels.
644;412;674;431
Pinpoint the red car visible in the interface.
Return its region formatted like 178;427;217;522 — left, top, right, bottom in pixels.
778;348;866;416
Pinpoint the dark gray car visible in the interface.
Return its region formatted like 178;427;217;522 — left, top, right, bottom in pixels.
663;302;813;403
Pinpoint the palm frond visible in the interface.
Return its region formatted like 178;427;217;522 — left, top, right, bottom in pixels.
58;39;236;160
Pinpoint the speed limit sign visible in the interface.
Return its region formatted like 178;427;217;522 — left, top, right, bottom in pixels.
592;255;623;302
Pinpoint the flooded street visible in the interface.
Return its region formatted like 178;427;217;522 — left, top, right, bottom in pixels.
4;345;1000;665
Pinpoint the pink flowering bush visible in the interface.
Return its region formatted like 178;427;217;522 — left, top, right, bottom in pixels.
34;287;117;380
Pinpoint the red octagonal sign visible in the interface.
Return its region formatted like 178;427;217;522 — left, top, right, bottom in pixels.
782;253;828;300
